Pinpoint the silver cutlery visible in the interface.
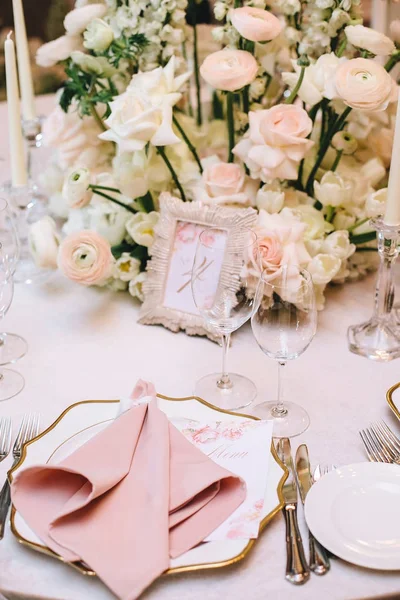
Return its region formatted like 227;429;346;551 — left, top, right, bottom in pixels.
295;445;330;575
0;413;40;540
360;421;400;465
0;417;11;463
276;438;310;585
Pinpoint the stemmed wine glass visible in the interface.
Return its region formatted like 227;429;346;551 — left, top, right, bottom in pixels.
0;198;28;364
251;265;317;438
191;227;261;410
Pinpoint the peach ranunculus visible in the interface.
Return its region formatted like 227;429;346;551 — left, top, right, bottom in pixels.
334;58;398;112
229;7;282;43
58;230;114;286
233;105;314;181
200;49;258;92
194;157;259;205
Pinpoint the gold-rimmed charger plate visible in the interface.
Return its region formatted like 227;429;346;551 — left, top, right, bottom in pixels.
387;383;400;421
10;393;287;577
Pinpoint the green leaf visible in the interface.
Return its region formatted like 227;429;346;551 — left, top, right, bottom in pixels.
111;242;136;260
130;245;149;270
350;232;377;245
137;192;154;213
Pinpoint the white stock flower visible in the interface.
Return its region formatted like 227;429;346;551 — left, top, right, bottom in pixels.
63;167;93;209
64;4;107;35
345;25;395;56
113;151;149;199
84;18;114;51
29;217;60;270
126;212;160;247
365;188;387;218
71;51;116;77
129;271;147;301
314;172;353;207
307;253;342;285
256;182;285;213
295;204;332;240
99;57;191;152
321;230;355;260
36;35;82;67
115;253;141;282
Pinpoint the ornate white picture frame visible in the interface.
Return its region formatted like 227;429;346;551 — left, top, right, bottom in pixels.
139;193;257;341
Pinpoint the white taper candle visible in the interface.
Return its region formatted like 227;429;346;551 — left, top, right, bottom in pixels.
371;0;388;34
12;0;36;121
5;32;28;187
384;90;400;226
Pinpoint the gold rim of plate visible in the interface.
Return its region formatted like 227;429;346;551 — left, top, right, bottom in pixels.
9;393;288;577
386;383;400;421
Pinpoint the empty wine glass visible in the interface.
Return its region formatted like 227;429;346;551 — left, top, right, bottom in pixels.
0;198;27;364
0;266;25;401
251;265;317;438
191;227;261;410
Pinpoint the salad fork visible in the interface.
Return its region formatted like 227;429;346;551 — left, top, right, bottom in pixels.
360;421;400;465
0;413;40;539
0;417;11;463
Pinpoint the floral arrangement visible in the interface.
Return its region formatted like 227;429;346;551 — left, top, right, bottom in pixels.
30;0;400;309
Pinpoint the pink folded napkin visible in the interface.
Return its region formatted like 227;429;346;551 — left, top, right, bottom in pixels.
11;381;246;600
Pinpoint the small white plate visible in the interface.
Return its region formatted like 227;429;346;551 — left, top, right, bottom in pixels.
305;462;400;570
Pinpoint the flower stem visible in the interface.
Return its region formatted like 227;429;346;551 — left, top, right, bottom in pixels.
242;85;250;113
89;104;107;132
331;149;343;172
173;114;203;173
336;39;347;57
326;206;335;222
156;146;187;202
347;217;369;233
90;188;137;214
284;66;306;104
192;23;202;127
227;92;235;163
385;51;400;72
91;184;121;193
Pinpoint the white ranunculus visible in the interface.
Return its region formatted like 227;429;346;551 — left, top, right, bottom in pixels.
314;171;353;207
126;212;160;247
307;253;342;285
295;204;333;240
71;51;116;77
114;253;141;282
321;230;355;260
113;151;149;199
63;167;93;209
36;35;82;67
88;202;129;246
345;25;395;56
365;188;387;218
282;53;346;107
29;217;60;270
84;18;114;52
64;4;107;36
256;182;285;213
332;209;356;230
99;57;191;152
129;271;147;301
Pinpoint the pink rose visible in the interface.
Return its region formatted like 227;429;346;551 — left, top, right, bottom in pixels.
58;230;114;286
200;49;258;92
230;7;282;42
233;105;314;181
335;58;398;112
198;160;258;205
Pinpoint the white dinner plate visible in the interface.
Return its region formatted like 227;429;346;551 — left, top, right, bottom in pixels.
10;394;286;576
305;462;400;570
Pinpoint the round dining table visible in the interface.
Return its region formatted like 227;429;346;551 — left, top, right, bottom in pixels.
0;95;399;600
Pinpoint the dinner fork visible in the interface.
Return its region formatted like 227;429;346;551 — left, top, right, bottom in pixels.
0;413;40;540
360;421;400;465
0;417;11;463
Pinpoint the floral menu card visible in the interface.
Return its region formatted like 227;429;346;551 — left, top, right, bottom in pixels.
173;417;273;541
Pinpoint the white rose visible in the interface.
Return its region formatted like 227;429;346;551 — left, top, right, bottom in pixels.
126;212;159;247
84;18;114;52
307;253;342;285
314;171;353;207
64;4;107;36
71;51;116;77
88;203;129;246
295;204;332;240
28;217;60;270
63;167;93;209
321;230;355;260
345;25;395;56
129;271;147;301
114;253;141;282
256;182;285;213
36;35;82;67
333;209;356;230
113;151;149;199
365;188;387;218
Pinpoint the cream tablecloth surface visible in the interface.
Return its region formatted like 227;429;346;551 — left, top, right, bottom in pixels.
0;96;399;600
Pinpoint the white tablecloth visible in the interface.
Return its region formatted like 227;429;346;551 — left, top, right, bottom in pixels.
0;96;400;600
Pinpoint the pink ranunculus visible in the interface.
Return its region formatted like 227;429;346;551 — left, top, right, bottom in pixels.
200;49;258;92
58;230;114;286
230;7;282;43
233;104;314;182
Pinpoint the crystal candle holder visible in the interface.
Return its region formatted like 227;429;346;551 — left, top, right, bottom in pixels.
21;117;46;198
348;218;400;361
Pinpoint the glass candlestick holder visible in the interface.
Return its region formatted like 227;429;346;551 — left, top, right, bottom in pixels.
21;117;47;199
348;217;400;361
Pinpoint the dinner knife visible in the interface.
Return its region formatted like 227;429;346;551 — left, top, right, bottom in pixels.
277;438;310;585
295;444;330;575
